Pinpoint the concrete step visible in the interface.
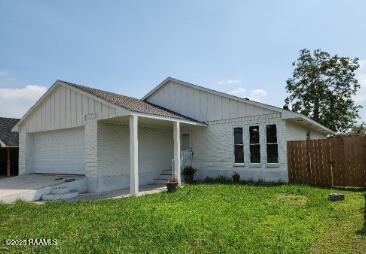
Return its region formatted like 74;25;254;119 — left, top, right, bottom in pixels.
50;186;71;194
160;173;172;176
154;169;176;184
154;179;168;184
155;176;170;181
42;190;79;201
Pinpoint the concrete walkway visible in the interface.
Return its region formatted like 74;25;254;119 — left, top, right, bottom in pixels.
0;174;86;203
0;175;168;203
69;184;167;201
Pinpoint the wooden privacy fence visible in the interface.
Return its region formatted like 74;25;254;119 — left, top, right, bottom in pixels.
288;135;366;187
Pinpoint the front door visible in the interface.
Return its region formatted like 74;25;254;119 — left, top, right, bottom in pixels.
181;133;191;151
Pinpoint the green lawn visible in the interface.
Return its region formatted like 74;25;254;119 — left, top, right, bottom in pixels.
0;184;364;254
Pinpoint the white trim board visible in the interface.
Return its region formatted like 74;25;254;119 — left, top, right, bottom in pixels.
131;112;207;127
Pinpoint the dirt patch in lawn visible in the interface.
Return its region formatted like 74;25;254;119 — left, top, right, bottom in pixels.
276;193;308;206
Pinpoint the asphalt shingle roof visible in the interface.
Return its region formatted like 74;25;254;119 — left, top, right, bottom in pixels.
59;80;201;123
0;117;19;146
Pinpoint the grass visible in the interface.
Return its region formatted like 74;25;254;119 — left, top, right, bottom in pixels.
0;184;364;253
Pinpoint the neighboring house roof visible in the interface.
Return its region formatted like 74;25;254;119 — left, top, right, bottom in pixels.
0;117;19;147
142;77;335;135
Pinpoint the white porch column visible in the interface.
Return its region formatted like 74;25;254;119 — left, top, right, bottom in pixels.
129;115;139;195
85;114;99;192
18;128;28;175
173;121;181;185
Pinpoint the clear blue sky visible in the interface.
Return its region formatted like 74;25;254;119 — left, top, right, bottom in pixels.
0;0;365;119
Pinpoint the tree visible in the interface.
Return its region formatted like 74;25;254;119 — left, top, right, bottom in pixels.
285;49;361;133
350;122;366;134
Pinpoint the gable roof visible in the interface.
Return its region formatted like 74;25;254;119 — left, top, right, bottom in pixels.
59;80;202;122
142;77;335;135
143;77;288;113
13;80;204;131
0;117;19;147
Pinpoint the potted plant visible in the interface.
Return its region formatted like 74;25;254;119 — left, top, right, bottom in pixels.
167;176;178;193
232;172;240;183
182;166;197;184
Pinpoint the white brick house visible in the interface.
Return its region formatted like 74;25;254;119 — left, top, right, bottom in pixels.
13;77;334;194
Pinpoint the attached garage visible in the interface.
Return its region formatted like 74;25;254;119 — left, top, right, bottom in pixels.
31;127;85;175
13;79;203;194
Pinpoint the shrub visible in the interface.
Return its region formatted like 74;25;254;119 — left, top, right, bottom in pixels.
215;175;229;183
182;166;197;176
232;172;240;183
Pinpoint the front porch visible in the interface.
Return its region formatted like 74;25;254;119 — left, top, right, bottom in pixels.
85;113;204;194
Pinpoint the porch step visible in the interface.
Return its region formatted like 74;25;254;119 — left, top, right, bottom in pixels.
42;186;79;201
154;169;173;184
154;179;169;184
42;190;79;201
50;186;70;194
159;173;171;176
155;176;171;181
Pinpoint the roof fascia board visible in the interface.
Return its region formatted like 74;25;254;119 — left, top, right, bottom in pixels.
301;116;335;134
281;110;301;119
141;77;171;101
285;115;335;135
131;112;207;127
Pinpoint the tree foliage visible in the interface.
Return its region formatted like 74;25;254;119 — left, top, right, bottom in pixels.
285;49;361;133
350;122;366;134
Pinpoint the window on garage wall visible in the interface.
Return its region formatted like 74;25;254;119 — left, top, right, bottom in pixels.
249;126;260;163
266;124;278;163
234;127;244;163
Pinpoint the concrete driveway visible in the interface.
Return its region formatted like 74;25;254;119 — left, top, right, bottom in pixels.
0;174;86;203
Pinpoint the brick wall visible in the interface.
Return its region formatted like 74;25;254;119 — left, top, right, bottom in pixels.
96;121;173;192
190;114;289;182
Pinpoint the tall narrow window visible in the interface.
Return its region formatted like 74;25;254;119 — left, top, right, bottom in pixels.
249;126;260;163
266;124;278;163
234;127;244;163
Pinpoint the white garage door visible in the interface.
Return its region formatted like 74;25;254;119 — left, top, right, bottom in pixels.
31;128;85;174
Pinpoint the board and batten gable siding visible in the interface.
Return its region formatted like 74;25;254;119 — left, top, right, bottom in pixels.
21;85;118;133
146;81;276;122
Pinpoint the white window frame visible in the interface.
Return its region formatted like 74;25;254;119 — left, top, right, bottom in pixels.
266;124;279;164
233;127;244;165
249;125;261;164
